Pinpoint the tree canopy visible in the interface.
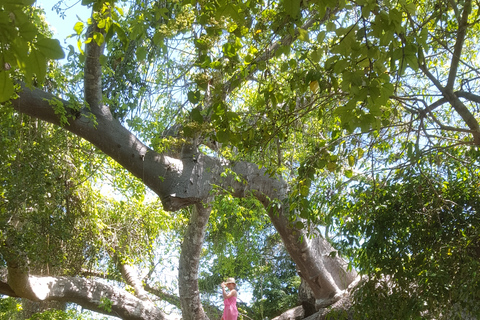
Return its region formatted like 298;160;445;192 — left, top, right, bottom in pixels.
1;0;480;319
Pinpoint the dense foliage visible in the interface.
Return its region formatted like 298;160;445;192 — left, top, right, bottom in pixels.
2;0;480;318
329;151;480;318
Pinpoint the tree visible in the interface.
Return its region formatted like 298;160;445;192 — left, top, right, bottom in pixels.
2;0;480;318
329;150;480;319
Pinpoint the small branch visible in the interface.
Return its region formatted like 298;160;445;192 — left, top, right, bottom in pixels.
443;89;480;143
79;269;116;280
448;0;461;21
446;0;472;90
427;113;475;134
424;97;448;113
419;63;445;91
144;284;181;309
455;90;480;103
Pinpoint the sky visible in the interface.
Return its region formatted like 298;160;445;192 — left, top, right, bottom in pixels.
36;0;91;60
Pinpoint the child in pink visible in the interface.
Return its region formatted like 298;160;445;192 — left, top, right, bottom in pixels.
221;278;238;320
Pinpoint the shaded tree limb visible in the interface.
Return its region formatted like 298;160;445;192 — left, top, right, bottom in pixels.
455;90;480;103
0;267;170;320
84;14;106;114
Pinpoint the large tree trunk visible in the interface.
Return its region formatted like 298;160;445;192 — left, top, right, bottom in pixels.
178;202;212;320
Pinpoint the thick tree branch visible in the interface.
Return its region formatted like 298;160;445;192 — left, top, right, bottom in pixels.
1;267;170;320
117;258;149;301
226;162;357;305
10;86;220;211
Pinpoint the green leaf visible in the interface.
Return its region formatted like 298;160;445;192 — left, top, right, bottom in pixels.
136;46;147;61
74;21;84;35
187;90;201;104
357;148;364;158
0;71;14;103
295;221;305;229
113;24;128;45
348;155;355;167
93;32;105;46
36;38;65;60
29;49;46;81
225;4;242;23
153;32;164;46
190;107;204;123
317;31;326;43
77;38;84;54
216;130;230;143
99;54;108;66
284;0;301;18
156;7;169;20
345;169;353;178
310;48;322;63
298;28;309;42
18;22;38;41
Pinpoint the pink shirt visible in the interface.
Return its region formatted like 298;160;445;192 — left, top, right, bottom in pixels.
222;295;238;320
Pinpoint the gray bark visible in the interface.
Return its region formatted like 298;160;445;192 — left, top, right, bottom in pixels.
178;202;212;320
271;306;305;320
0;267;169;320
118;260;149;301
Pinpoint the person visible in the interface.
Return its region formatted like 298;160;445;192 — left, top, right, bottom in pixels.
221;277;238;320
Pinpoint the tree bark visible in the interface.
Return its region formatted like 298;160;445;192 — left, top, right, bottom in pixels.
1;267;169;320
178;202;212;320
117;259;149;301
